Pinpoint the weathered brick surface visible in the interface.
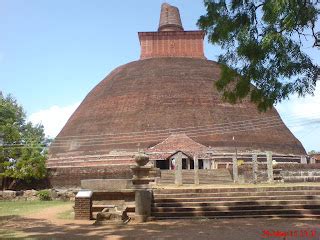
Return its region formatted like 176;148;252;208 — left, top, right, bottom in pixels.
158;3;183;32
74;197;92;220
48;166;132;188
49;58;305;158
47;3;306;186
139;31;205;59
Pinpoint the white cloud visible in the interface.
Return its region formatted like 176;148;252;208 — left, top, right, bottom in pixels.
276;84;320;152
278;85;320;119
28;102;80;138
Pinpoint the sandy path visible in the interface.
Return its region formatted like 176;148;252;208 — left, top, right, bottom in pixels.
2;204;320;239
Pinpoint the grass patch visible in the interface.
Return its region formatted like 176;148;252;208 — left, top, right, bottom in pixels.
57;208;75;220
0;200;71;217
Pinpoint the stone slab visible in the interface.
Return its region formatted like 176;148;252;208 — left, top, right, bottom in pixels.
76;190;93;198
81;179;133;191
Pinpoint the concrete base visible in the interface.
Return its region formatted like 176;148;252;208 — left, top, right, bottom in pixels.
134;215;148;223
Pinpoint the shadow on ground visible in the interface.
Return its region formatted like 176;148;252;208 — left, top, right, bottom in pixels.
1;215;320;240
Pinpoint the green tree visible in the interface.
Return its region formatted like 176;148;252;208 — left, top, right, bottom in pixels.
198;0;320;111
309;150;320;154
0;92;48;189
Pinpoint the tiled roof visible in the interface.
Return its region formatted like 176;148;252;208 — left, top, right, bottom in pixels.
147;133;208;160
311;154;320;161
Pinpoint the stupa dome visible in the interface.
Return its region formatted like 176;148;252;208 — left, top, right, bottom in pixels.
49;57;305;157
47;3;305;187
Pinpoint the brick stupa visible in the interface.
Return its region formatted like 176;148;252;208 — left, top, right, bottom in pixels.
47;3;305;187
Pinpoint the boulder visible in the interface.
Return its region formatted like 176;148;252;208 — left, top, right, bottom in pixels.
1;190;16;200
55;189;76;201
23;189;38;200
49;189;58;199
95;205;130;225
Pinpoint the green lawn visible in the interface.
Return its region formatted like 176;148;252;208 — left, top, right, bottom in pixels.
0;200;71;217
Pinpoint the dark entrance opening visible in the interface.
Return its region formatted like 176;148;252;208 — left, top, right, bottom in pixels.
199;159;204;169
182;159;187;169
156;160;169;169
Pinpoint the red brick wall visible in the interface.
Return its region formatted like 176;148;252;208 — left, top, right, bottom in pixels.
74;197;92;220
139;31;205;59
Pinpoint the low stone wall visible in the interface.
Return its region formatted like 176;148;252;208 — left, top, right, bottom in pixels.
0;189;76;201
282;170;320;182
48;166;133;188
81;179;133;191
235;164;320;183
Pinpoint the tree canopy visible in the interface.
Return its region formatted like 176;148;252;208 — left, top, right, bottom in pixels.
198;0;320;111
309;150;320;154
0;92;48;185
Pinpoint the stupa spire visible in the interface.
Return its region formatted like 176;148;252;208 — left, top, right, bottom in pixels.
158;3;184;31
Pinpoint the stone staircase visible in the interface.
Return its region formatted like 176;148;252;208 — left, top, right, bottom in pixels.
151;186;320;219
158;169;233;184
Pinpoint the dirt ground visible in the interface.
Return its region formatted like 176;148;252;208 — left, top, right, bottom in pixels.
1;204;320;239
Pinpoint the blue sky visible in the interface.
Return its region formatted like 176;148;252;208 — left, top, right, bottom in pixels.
0;0;319;152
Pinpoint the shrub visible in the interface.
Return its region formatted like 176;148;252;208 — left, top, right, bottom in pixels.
37;190;52;201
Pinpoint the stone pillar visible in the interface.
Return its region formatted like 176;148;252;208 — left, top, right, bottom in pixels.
252;154;258;184
131;153;153;188
74;190;93;220
266;151;274;183
187;159;190;170
135;190;152;222
213;160;217;169
232;155;238;183
300;155;307;164
194;155;199;185
175;152;183;186
310;157;316;164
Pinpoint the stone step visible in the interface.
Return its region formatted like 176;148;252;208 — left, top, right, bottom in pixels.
150;214;320;220
151;209;320;218
154;195;320;203
152;199;320;208
161;169;230;172
283;176;320;182
159;177;231;181
160;174;231;178
158;180;232;184
282;172;320;177
152;204;320;212
153;186;320;194
160;173;231;176
159;176;232;179
153;190;320;198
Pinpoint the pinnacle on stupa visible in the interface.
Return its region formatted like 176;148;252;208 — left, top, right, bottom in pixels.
158;3;184;31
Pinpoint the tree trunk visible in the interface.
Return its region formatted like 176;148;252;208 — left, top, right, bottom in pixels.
8;179;16;190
